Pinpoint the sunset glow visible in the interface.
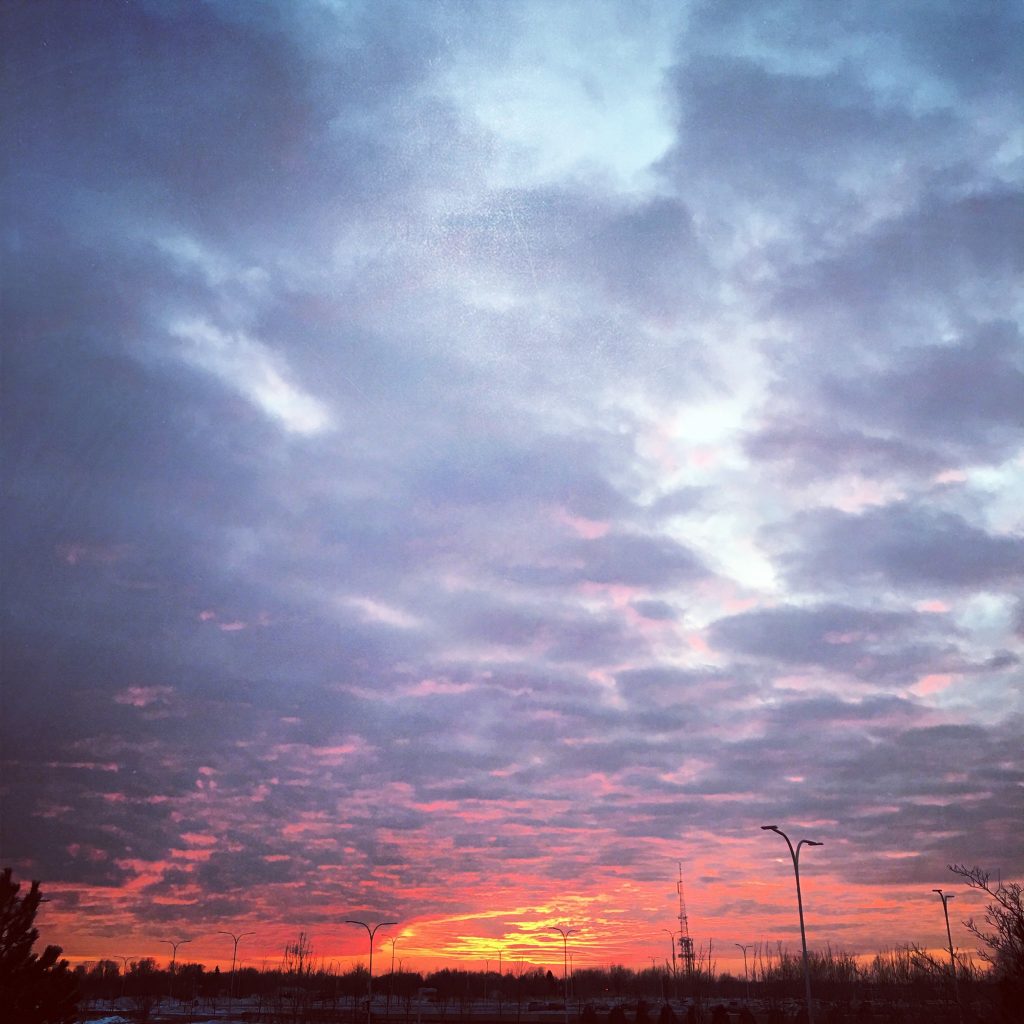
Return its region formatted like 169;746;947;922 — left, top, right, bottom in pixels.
3;0;1022;988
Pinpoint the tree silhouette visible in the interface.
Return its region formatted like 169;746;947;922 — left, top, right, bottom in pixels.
948;863;1024;1019
0;868;79;1024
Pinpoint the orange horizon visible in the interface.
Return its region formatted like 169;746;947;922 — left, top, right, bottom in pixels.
35;866;999;980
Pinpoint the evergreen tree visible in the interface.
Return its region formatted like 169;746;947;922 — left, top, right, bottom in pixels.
0;868;79;1024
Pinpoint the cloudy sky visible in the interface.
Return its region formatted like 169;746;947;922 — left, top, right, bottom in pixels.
3;0;1022;975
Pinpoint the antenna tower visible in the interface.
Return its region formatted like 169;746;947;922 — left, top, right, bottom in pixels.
676;861;695;976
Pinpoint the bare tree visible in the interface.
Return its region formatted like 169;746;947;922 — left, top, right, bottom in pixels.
948;865;1024;978
948;862;1024;1022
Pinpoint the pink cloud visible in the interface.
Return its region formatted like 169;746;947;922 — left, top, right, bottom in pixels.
555;507;610;539
912;673;955;695
113;686;174;708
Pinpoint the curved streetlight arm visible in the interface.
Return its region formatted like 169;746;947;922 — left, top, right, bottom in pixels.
160;938;192;1005
797;839;824;861
346;920;398;1024
160;937;193;962
346;920;398;939
762;825;825;867
549;928;572;1024
761;826;822;1024
761;825;795;861
933;890;962;1022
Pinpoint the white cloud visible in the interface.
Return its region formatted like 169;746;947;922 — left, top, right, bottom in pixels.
169;318;333;436
443;2;680;191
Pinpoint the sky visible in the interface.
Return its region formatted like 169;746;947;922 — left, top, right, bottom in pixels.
2;0;1022;979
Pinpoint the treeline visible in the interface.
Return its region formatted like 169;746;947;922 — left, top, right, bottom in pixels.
75;942;1013;1023
7;863;1021;1023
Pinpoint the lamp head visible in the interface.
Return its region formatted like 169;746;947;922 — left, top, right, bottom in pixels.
761;824;779;831
806;841;824;847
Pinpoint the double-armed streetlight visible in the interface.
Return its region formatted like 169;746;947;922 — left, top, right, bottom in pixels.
217;930;254;1010
346;919;397;1024
115;955;133;1003
495;946;505;1013
663;929;678;997
388;937;398;1012
735;944;752;1005
160;937;193;1003
933;889;963;1023
550;926;572;1024
761;825;823;1024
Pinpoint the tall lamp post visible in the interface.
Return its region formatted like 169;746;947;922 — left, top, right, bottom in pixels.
217;930;254;1012
761;825;823;1024
497;947;504;1015
115;955;133;1005
551;927;572;1024
663;929;677;999
160;937;193;1004
388;937;398;1012
735;944;752;1005
933;889;962;1023
346;919;397;1024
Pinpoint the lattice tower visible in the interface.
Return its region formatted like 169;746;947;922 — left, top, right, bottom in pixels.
677;861;695;976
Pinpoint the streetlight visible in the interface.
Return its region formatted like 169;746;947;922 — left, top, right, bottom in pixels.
346;919;397;1024
497;947;504;1015
115;956;133;1005
663;930;677;999
550;927;572;1024
735;944;752;1005
217;930;254;1012
761;825;823;1024
160;937;193;1004
388;937;398;1012
933;889;963;1023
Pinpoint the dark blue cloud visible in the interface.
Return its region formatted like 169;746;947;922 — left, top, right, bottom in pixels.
780;504;1024;590
707;602;950;681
